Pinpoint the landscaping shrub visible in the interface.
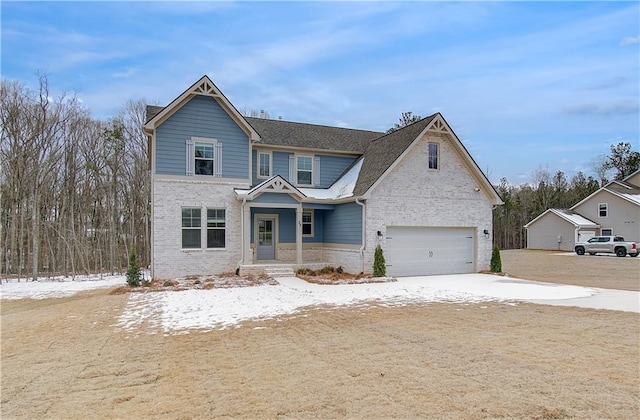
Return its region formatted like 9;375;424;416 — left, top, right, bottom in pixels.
318;266;335;275
373;245;386;277
126;245;141;287
490;244;502;273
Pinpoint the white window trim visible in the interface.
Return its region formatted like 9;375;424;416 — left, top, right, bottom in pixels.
181;207;202;250
295;154;314;186
597;202;608;218
206;208;226;249
191;137;222;177
427;142;439;170
257;151;272;179
302;209;314;237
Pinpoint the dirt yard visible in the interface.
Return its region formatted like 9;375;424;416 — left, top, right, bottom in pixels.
1;251;639;419
501;249;640;291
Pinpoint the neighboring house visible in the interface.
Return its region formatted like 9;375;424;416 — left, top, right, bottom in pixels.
143;75;502;279
525;170;640;250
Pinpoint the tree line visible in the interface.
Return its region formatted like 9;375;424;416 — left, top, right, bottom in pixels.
492;143;639;250
1;76;150;280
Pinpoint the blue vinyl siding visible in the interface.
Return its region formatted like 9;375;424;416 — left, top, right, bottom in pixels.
323;202;362;245
318;155;357;188
272;151;290;182
252;193;299;204
251;149;257;184
254;151;356;187
156;95;249;178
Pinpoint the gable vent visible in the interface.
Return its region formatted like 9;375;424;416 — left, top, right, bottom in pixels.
194;80;216;95
429;118;449;133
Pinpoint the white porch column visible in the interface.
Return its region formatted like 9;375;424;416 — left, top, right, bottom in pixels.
243;204;252;264
296;205;303;264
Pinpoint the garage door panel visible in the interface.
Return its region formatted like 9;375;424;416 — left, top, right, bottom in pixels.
386;227;475;277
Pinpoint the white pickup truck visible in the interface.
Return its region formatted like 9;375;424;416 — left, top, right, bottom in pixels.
574;236;639;257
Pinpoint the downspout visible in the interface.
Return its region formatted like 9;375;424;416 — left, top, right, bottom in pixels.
236;198;247;275
355;198;366;273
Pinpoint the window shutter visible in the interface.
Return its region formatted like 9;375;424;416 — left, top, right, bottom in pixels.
314;156;320;187
289;154;295;182
185;139;194;176
215;142;223;177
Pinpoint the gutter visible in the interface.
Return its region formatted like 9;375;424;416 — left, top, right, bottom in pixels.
236;198;247;275
355;198;366;273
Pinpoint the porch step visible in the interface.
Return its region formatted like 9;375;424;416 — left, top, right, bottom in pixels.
263;267;296;278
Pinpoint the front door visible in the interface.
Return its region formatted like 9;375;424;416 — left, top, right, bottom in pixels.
257;218;275;260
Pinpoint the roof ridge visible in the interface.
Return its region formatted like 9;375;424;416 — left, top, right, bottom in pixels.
369;113;438;143
245;116;383;135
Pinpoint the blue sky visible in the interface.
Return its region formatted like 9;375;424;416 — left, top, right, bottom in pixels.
2;1;638;184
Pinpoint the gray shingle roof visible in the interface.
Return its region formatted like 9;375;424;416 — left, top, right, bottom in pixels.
145;105;164;123
246;117;382;153
353;114;437;196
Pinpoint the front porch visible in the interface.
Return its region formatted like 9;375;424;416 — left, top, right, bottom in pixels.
238;262;334;277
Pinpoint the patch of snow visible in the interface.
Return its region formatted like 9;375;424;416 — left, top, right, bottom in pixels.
0;273;128;300
298;158;362;199
114;274;602;335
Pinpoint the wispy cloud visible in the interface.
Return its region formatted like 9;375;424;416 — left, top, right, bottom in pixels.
113;68;136;79
563;100;640;116
620;36;639;46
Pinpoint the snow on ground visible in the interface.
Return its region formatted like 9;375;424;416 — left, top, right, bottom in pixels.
114;274;600;335
5;272;636;335
0;273;128;299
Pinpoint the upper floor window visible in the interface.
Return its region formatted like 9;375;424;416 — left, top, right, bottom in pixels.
181;207;201;249
186;137;222;177
428;143;439;170
258;152;271;178
598;203;608;218
195;142;214;175
297;156;313;185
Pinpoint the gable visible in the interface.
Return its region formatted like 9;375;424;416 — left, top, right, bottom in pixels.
355;114;502;205
155;95;250;178
368;129;494;204
144;75;259;142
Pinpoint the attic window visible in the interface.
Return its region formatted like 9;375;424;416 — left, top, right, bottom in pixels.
428;143;439;170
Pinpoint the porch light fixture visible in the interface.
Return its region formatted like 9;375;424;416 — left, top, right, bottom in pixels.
483;229;490;238
377;230;383;238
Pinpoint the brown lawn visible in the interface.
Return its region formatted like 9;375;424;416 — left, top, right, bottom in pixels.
1;250;638;419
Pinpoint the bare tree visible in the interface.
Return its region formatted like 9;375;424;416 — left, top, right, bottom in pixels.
386;111;422;133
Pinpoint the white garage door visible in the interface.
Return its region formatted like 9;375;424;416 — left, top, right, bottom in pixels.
385;227;475;277
578;230;596;243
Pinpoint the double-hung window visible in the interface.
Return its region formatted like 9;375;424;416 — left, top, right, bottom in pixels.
302;210;313;236
207;209;226;248
428;143;439;170
181;208;201;249
258;152;271;178
598;203;608;218
187;137;222;177
195;142;214;175
297;156;313;185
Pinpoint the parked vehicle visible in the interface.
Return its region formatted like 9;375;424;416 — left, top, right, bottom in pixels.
574;236;639;257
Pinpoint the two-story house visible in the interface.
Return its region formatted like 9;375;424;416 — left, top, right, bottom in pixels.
143;75;502;279
525;170;640;251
